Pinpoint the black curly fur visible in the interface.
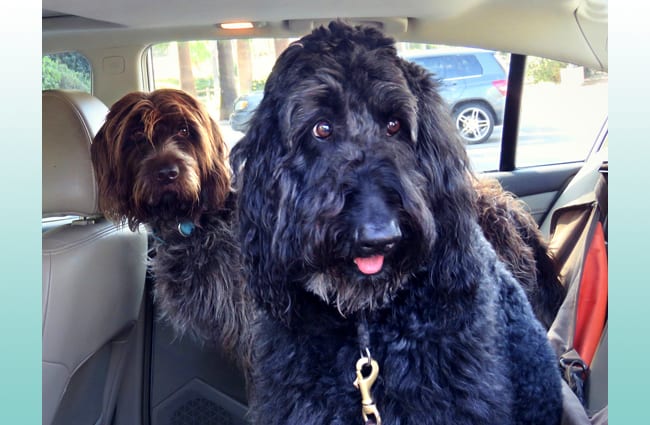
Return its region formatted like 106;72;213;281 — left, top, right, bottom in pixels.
231;21;563;424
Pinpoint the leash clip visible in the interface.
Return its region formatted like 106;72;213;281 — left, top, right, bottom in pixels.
353;349;382;425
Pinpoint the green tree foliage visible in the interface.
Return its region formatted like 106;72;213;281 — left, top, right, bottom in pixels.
189;41;212;64
527;57;566;83
251;79;266;91
195;77;214;93
42;53;91;91
153;43;170;56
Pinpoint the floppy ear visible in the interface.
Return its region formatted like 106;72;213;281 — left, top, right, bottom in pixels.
399;59;483;290
196;104;231;212
231;93;298;323
230;44;313;323
90;121;119;220
90;92;147;229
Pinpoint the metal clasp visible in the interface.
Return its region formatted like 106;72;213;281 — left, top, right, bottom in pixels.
353;351;382;425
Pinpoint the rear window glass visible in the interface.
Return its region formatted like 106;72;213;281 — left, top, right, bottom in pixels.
42;51;92;92
413;55;483;79
146;40;607;173
515;57;608;169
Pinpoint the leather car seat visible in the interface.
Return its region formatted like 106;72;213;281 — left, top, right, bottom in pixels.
42;90;148;425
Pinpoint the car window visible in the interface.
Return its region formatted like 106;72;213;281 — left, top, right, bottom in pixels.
452;55;483;78
413;56;450;79
146;40;607;172
515;56;608;169
400;53;483;81
444;55;482;79
148;39;290;148
42;51;92;92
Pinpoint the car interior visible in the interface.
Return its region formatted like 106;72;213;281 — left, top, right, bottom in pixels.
42;0;608;424
42;90;149;425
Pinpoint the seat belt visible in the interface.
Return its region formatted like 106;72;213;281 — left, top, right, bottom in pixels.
546;163;607;420
573;220;607;367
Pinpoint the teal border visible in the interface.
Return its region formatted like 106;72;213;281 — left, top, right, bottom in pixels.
609;2;648;423
0;3;42;424
0;1;642;424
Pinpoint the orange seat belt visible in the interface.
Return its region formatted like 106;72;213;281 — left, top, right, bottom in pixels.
573;221;608;367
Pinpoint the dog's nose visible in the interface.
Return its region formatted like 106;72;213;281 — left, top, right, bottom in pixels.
156;165;179;184
355;219;402;254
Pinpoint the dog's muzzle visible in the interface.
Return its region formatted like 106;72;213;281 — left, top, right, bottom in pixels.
352;219;402;275
156;164;180;185
354;219;402;253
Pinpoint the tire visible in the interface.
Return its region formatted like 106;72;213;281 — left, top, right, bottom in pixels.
453;102;495;144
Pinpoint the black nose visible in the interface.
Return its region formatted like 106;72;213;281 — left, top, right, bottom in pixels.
354;219;402;254
156;164;179;184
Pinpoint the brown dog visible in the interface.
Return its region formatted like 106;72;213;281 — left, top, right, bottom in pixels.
91;89;250;364
474;177;565;329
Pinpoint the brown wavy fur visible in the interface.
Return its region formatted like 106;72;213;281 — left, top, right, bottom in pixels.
90;89;251;368
473;177;565;328
91;88;230;230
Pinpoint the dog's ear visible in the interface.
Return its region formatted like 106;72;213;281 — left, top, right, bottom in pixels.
90;122;117;219
401;60;476;215
231;91;300;323
91;92;148;229
399;59;483;290
197;106;231;213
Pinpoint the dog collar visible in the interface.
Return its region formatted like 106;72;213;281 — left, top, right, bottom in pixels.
178;220;195;237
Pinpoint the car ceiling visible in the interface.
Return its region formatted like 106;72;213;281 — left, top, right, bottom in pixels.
42;0;607;71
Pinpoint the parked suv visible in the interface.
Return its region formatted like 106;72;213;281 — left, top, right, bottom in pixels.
230;48;507;144
229;91;264;132
404;48;507;144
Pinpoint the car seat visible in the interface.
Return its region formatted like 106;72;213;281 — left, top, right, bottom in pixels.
543;136;608;425
42;90;148;425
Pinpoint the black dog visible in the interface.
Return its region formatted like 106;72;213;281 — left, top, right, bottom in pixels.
91;89;250;363
231;21;563;424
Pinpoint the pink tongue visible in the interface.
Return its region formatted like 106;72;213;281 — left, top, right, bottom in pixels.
354;255;385;275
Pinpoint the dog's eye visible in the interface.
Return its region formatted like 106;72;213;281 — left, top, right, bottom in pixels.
386;118;401;136
177;126;190;137
312;120;333;140
131;131;146;142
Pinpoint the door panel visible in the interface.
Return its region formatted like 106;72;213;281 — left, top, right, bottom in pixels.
483;162;583;225
149;321;249;425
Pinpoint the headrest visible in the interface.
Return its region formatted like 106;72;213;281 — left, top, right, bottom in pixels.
42;90;108;217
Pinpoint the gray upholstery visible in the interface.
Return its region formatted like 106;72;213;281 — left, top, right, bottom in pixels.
587;323;608;416
42;90;148;425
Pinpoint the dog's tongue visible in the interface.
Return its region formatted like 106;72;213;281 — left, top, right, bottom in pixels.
354;255;384;275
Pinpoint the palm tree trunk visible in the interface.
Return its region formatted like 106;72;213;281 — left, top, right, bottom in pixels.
177;42;196;96
236;39;253;94
217;40;238;121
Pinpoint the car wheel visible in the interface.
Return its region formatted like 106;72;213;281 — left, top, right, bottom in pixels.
453;102;495;144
